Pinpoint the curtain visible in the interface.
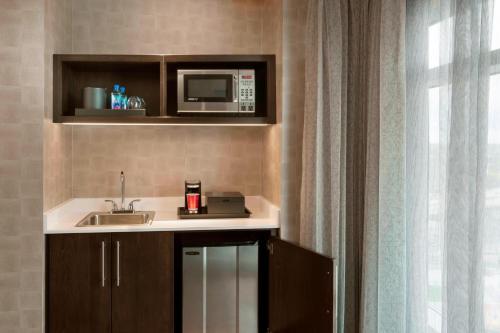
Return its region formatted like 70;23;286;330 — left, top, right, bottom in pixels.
295;0;406;332
297;0;407;331
343;0;407;331
299;0;346;331
300;0;343;262
357;0;408;332
287;0;497;332
405;0;496;332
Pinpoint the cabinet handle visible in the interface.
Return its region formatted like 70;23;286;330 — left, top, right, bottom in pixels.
101;241;106;287
116;241;120;287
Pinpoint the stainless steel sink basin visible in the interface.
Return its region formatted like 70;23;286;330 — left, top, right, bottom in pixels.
76;211;155;227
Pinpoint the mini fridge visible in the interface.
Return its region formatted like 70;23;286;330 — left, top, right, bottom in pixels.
182;244;259;333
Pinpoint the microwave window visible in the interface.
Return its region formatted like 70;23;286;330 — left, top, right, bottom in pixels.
188;79;226;98
184;74;233;102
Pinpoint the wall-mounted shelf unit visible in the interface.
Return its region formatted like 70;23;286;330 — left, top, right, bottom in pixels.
53;55;163;122
53;54;276;125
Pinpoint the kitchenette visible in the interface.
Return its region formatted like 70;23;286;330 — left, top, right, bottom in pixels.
44;173;332;333
44;171;283;333
36;1;334;332
43;50;333;332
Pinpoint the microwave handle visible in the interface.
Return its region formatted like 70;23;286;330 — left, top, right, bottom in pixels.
233;74;238;103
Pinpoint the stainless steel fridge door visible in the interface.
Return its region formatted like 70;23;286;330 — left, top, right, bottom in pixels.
182;245;258;333
183;247;205;333
238;244;259;333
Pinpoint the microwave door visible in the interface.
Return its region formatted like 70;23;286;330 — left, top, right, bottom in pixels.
178;70;239;113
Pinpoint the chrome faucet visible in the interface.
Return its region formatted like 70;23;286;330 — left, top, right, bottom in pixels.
105;171;141;213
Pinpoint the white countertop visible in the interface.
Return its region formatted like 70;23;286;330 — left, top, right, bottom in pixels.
43;196;280;234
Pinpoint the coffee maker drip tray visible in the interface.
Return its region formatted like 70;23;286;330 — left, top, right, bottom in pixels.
177;207;251;219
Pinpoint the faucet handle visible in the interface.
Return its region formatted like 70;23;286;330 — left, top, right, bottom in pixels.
105;199;118;212
128;199;141;212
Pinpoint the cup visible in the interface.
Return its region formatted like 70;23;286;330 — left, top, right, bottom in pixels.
83;87;107;109
127;96;146;110
186;193;200;214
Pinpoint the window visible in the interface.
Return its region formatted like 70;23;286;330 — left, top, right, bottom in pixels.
427;86;443;333
428;23;441;69
426;1;500;332
483;1;500;330
493;1;500;51
485;73;500;332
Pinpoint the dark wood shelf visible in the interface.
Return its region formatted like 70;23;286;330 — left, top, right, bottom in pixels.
164;54;276;123
53;54;276;125
59;115;270;125
54;54;163;122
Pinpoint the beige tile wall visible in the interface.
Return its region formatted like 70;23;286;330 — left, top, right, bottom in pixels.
72;0;264;54
44;0;73;211
72;126;264;197
70;0;282;201
262;0;282;206
280;0;307;241
0;0;45;331
43;125;72;210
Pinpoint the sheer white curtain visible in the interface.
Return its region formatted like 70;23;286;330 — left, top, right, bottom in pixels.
405;0;499;332
290;0;499;332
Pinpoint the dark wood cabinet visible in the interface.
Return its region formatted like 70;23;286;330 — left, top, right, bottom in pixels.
268;237;334;333
47;231;333;333
46;232;174;333
53;54;276;125
46;233;111;333
111;232;174;333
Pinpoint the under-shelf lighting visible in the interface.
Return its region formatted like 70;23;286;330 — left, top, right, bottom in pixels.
61;122;270;127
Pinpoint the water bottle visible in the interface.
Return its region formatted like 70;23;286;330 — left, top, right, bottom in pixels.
120;86;127;110
111;84;121;110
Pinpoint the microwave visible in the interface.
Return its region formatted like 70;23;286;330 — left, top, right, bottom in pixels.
177;69;255;114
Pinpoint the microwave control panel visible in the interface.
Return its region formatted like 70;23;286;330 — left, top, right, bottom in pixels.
238;70;255;113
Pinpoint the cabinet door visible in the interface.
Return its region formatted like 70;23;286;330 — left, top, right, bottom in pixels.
268;237;334;333
47;233;111;333
111;232;174;333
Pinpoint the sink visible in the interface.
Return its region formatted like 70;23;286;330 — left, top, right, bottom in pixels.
76;211;155;227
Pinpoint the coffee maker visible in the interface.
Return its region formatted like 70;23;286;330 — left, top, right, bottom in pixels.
184;180;202;214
